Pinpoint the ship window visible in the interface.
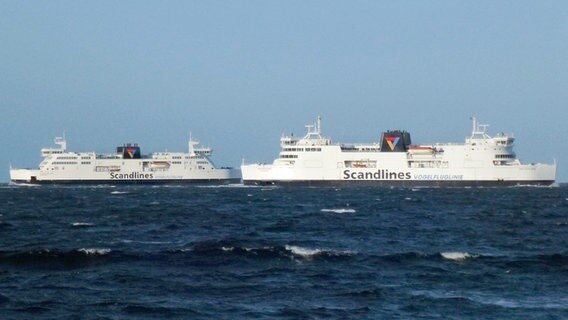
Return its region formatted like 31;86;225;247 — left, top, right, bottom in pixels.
496;154;515;159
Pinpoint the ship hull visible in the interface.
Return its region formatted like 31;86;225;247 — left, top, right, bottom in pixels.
241;161;557;187
243;179;555;187
11;178;242;185
10;168;241;185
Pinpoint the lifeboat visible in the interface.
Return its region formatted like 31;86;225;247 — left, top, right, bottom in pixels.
351;162;368;168
150;161;170;169
408;146;434;155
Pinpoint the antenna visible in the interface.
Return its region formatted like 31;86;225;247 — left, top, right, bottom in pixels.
189;131;200;156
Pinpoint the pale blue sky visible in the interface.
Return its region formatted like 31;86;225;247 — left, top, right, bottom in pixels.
1;1;567;182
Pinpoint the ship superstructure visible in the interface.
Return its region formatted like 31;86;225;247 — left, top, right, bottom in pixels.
10;135;241;184
241;117;556;186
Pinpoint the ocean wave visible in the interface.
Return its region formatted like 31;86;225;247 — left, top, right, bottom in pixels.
71;222;94;227
380;251;568;267
377;251;482;263
0;293;10;305
284;245;356;259
471;294;568;310
77;248;112;255
0;221;13;229
110;191;129;195
122;304;204;317
339;287;387;298
0;248;117;268
321;208;356;214
285;245;323;258
412;290;568;310
175;241;356;261
10;183;40;188
120;239;173;245
440;252;479;261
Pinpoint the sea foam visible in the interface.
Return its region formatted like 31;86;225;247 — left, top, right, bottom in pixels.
441;252;478;261
72;222;94;227
285;245;355;258
321;208;356;214
110;191;129;195
285;245;322;257
77;248;111;255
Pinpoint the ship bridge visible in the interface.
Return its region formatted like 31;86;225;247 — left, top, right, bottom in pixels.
281;116;331;148
41;136;67;157
466;117;515;147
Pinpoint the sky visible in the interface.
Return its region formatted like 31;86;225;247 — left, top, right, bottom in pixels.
1;1;567;182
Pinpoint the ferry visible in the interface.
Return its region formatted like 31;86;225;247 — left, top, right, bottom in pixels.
241;117;556;186
10;135;241;184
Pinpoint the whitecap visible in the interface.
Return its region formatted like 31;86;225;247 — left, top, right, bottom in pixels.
321;208;356;214
72;222;94;227
285;245;355;258
441;252;478;261
110;191;128;195
285;245;322;257
11;183;40;187
221;247;234;252
78;248;111;255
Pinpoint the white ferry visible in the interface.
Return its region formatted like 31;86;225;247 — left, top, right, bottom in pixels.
10;135;241;184
241;117;556;186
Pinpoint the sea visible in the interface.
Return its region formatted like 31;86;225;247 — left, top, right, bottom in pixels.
1;184;567;319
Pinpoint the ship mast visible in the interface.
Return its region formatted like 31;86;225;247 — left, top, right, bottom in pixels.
55;133;67;152
188;132;199;157
470;117;490;140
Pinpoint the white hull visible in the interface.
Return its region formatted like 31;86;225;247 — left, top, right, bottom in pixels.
242;162;555;186
242;117;556;186
10;136;241;184
10;167;241;184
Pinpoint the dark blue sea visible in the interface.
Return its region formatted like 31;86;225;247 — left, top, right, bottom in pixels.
1;184;567;319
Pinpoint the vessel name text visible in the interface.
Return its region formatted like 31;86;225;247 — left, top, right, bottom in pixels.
343;169;411;180
413;174;463;180
110;172;154;179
